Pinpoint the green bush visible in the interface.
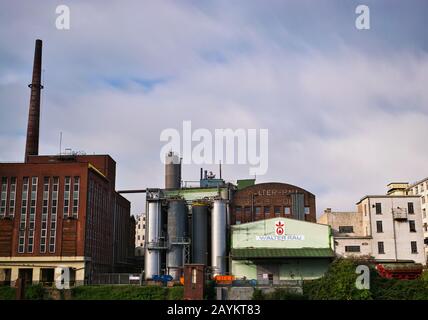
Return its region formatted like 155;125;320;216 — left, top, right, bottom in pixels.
204;280;216;300
71;285;171;300
25;283;46;300
303;259;372;300
167;286;184;300
251;288;265;300
264;288;307;300
0;286;16;300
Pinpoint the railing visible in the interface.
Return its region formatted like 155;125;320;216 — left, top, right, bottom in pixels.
146;241;168;250
392;207;408;220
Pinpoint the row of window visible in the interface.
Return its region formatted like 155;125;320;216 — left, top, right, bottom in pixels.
345;241;418;254
413;182;427;194
0;177;17;217
235;206;310;217
7;176;80;254
373;202;415;215
339;220;417;234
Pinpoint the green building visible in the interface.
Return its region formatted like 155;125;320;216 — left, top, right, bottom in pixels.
230;218;334;283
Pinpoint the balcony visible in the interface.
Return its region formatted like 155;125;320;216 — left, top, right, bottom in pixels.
392;207;408;221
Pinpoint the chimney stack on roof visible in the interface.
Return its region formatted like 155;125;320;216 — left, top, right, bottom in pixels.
24;39;43;162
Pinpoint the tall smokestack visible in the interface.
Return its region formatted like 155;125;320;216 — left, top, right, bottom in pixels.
24;39;43;162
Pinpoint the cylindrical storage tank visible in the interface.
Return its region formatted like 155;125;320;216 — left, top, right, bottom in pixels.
144;201;162;280
165;152;181;189
211;199;227;276
192;203;208;265
167;199;187;280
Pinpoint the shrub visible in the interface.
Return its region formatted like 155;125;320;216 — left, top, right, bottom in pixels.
0;286;16;300
251;288;265;300
167;286;184;300
264;288;307;300
71;285;169;300
25;283;46;300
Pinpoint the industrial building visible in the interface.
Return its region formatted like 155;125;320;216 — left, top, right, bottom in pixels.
407;178;428;258
0;40;134;286
319;183;426;267
230;218;334;283
135;213;146;257
142;151;324;283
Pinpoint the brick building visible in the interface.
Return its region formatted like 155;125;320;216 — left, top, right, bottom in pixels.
231;182;316;225
0;154;134;285
0;39;134;286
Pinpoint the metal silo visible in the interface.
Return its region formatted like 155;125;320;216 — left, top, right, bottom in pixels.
192;202;208;265
165;151;181;189
144;200;163;280
167;199;188;280
211;199;227;276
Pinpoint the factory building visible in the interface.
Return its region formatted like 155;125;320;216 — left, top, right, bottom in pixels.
230;218;334;282
0;40;134;286
407;178;428;258
231;181;316;225
319;183;426;266
144;152;234;281
135;213;146;256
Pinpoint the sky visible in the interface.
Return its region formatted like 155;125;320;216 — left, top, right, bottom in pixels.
0;0;427;216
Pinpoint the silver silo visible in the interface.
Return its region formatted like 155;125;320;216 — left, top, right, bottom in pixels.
167;199;188;280
165;151;181;189
144;200;163;280
211;199;227;276
191;202;208;265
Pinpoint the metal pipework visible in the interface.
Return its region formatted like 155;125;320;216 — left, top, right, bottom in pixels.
166;199;188;280
211;199;227;276
144;200;162;280
192;202;208;265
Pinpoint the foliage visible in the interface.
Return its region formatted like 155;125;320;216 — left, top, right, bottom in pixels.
304;258;428;300
264;288;307;300
251;288;264;300
71;285;185;300
25;283;46;300
0;286;16;300
167;286;184;300
204;280;216;300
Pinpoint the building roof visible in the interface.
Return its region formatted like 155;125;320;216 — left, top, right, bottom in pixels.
356;194;420;204
231;247;335;259
408;177;428;188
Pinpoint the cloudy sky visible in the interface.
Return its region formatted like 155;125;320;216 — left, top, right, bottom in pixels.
1;0;427;216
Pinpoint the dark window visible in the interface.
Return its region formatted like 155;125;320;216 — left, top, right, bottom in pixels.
235;206;242;215
378;242;385;254
375;203;382;214
274;206;281;216
376;221;383;233
345;246;360;252
409;220;416;232
408;202;414;214
263;207;270;215
244;207;251;219
339;226;354;233
284;207;290;215
255;207;261;216
411;241;418;254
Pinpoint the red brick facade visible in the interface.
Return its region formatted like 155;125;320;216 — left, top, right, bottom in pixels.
0;154;133;276
231;182;316;224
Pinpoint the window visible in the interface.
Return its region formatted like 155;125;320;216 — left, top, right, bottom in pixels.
409;220;416;232
411;241;418;254
274;206;281;216
304;207;310;215
339;226;354;233
378;242;385;254
49;177;59;253
137;235;140;240
255;207;261;216
408;202;414;214
63;176;71;217
263;207;270;216
40;177;49;253
423;209;426;219
244;207;251;220
284;207;290;215
18;177;29;253
375;203;382;214
0;177;7;217
345;246;360;253
72;177;80;218
9;177;16;217
421;183;425;192
192;268;197;284
376;221;383;233
423;223;427;232
27;177;38;253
